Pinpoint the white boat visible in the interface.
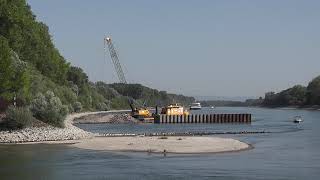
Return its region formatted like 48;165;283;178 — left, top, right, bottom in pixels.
293;116;303;123
190;102;202;110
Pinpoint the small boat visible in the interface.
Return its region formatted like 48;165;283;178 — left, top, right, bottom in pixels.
293;116;303;123
210;106;215;109
190;102;202;110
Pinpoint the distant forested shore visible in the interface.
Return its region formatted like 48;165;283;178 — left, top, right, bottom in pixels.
201;75;320;109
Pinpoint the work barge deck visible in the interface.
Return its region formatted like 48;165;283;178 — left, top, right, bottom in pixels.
154;114;251;124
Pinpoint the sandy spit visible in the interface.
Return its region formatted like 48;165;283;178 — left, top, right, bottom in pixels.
69;136;251;154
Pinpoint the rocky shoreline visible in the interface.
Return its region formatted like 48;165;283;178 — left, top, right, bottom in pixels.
0;112;104;143
0;110;135;143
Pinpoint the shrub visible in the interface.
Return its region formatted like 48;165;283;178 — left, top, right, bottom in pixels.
54;86;77;106
30;91;68;127
4;106;34;129
96;102;109;111
68;104;74;113
110;96;130;109
73;101;82;112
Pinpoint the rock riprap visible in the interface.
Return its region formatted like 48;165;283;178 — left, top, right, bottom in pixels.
0;112;97;143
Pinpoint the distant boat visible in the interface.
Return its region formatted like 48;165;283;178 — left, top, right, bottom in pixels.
210;106;215;109
293;116;303;123
190;102;202;110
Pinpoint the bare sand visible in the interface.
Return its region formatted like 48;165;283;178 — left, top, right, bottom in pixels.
69;136;250;154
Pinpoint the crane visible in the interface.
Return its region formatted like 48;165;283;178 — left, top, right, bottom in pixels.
104;36;153;122
104;37;127;84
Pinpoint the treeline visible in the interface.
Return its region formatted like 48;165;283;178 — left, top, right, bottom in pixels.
201;76;320;108
200;98;263;107
0;0;194;129
200;100;246;107
109;83;194;107
263;76;320;107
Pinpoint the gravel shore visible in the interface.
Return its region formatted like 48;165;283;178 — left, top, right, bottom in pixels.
0;112;101;143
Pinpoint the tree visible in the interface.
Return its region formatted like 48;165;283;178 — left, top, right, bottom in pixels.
0;0;69;84
263;92;277;106
0;36;13;97
306;76;320;105
0;36;30;102
277;85;306;106
67;66;88;88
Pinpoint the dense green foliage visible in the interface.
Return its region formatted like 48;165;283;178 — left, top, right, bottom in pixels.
0;0;69;84
3;106;34;129
73;102;82;112
0;0;194;128
30;91;68;127
0;36;30;102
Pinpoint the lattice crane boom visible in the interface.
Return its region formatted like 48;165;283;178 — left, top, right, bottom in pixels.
104;37;127;84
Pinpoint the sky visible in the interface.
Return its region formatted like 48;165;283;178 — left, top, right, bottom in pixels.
27;0;320;98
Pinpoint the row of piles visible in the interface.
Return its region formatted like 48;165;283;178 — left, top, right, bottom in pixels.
156;114;251;124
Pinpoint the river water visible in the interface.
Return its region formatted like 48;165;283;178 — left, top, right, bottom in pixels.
1;107;320;180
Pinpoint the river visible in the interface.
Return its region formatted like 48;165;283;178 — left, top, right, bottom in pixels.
1;107;319;179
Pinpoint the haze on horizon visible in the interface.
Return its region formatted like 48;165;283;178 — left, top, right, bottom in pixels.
27;0;320;98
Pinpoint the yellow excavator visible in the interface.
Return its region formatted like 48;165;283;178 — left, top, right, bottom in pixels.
129;99;154;122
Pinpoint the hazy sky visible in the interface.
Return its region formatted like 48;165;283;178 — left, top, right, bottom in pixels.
27;0;320;97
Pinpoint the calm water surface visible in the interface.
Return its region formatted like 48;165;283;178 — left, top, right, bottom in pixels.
1;107;320;180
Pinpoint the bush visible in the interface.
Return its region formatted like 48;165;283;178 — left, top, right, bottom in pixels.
73;101;82;112
30;91;68;127
4;106;34;129
110;96;130;109
68;104;74;113
96;102;109;111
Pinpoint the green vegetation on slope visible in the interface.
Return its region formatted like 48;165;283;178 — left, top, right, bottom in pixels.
0;0;194;129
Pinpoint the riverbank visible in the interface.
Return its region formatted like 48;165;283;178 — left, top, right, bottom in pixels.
0;110;134;143
0;110;251;154
0;112;97;143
